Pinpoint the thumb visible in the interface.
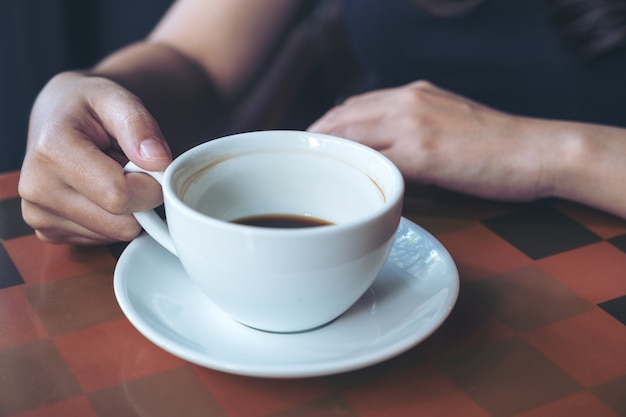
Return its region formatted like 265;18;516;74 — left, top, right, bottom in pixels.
93;85;172;171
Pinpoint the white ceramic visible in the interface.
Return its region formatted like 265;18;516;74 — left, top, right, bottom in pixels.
125;131;404;333
114;217;459;378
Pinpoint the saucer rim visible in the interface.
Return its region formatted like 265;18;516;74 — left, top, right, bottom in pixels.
114;217;459;378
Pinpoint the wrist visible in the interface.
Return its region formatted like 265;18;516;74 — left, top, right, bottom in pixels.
544;120;626;218
537;120;588;200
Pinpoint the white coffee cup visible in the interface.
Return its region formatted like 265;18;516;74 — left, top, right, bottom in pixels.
125;130;404;333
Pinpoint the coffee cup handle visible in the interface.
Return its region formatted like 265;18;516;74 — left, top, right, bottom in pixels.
124;162;177;255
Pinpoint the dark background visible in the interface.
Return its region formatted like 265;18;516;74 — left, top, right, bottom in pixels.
1;0;174;173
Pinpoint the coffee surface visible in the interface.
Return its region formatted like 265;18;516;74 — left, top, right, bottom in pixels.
232;214;333;228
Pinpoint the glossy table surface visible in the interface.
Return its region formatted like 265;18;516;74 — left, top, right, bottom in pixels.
1;169;625;417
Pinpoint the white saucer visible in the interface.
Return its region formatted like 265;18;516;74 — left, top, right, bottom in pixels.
113;217;459;378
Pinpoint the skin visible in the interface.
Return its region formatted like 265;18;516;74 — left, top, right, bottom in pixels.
309;81;626;219
19;0;626;245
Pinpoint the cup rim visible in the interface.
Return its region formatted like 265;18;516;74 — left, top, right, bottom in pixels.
161;130;404;235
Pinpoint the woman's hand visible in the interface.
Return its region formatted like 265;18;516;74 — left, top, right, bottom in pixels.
309;80;556;202
19;71;172;245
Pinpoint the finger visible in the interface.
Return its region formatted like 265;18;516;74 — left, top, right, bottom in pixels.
309;119;392;150
25;121;165;216
86;85;172;172
308;104;395;150
35;221;122;246
308;91;383;132
24;202;128;246
62;150;165;216
22;198;143;245
21;174;148;241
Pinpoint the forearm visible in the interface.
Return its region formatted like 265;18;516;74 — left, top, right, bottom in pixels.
89;41;225;155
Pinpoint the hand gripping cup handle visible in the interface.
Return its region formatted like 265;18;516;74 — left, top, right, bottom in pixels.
124;162;177;255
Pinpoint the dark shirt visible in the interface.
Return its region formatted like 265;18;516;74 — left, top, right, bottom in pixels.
341;0;626;127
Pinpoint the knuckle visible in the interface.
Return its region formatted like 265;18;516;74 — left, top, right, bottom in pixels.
99;185;133;215
412;79;434;89
407;85;428;102
111;220;142;242
17;162;52;202
20;201;44;230
35;230;67;245
17;176;37;203
21;209;66;245
341;95;359;107
118;104;156;135
121;108;153;126
31;121;65;155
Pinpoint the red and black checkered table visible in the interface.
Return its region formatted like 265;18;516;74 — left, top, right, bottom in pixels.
1;169;625;417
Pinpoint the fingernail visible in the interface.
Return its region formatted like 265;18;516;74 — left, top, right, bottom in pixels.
139;138;170;160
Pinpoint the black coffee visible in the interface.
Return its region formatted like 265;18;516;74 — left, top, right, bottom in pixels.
232;214;333;228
